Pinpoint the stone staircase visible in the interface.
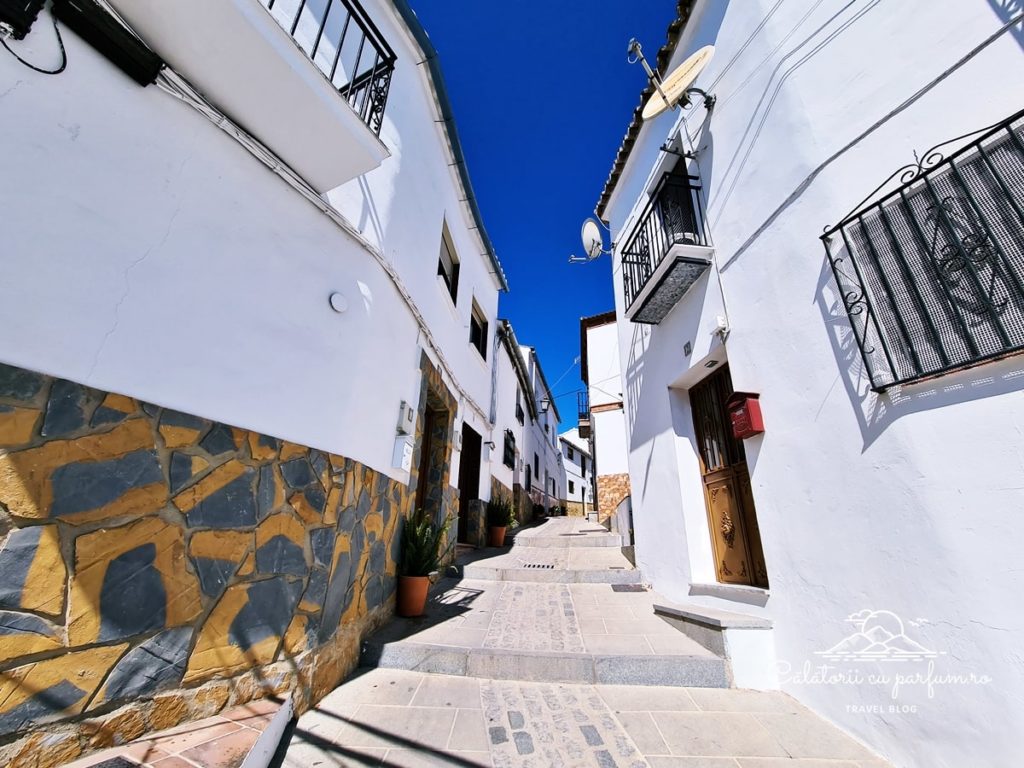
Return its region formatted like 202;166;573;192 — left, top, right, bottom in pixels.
359;517;731;688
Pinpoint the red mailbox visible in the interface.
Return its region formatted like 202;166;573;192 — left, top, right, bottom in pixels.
726;392;764;439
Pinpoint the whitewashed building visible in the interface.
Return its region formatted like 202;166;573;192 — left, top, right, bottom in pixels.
489;320;536;524
597;1;1024;766
559;428;594;516
518;345;564;513
579;311;632;520
0;0;509;757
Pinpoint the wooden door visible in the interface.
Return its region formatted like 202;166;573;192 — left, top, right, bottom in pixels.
690;365;769;588
457;423;482;543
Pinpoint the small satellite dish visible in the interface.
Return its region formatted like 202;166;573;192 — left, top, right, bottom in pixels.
641;45;715;120
582;219;604;259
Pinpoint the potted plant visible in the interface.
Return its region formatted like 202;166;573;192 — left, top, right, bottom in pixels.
397;510;452;617
486;494;514;547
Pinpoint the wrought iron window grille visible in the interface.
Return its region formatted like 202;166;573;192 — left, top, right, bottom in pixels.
822;108;1024;391
621;169;711;318
264;0;396;136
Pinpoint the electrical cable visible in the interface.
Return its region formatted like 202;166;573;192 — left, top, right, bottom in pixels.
1;14;67;75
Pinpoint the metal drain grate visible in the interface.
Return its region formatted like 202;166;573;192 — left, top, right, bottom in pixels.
611;584;647;592
521;563;556;569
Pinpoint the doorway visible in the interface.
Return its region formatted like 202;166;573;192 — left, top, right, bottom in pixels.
690;364;769;588
457;422;482;543
415;405;447;519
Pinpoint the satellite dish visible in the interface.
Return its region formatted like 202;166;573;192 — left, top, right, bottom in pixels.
582;219;604;259
641;45;715;120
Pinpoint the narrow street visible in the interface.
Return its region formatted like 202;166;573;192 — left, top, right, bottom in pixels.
281;519;890;767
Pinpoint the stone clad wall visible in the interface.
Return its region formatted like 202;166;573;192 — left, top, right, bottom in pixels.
596;473;631;523
0;363;409;766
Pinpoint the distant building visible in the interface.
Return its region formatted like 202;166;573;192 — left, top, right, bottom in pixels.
559;428;594;517
579;311;630;521
518;345;564;514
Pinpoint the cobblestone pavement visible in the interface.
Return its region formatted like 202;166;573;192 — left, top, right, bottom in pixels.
481;679;646;768
283;668;893;767
482;583;584;653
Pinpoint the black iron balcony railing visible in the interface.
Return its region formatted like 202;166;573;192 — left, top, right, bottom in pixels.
621;171;710;313
822;108;1024;390
577;391;590;438
265;0;396;135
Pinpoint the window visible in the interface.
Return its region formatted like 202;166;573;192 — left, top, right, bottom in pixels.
580;455;587;476
567;445;575;460
502;430;515;469
469;301;488;359
569;480;575;494
525;464;532;491
533;453;539;480
437;223;460;303
822;110;1024;390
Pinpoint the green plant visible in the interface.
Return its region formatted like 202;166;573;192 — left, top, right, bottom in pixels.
399;510;453;577
486;494;514;528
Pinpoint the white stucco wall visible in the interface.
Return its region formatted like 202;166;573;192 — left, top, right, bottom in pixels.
490;335;525;495
584;321;631;477
604;1;1024;766
0;0;500;482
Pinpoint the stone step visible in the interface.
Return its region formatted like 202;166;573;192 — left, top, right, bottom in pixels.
458;540;640;584
359;579;728;688
360;643;729;687
461;562;642;584
511;519;625;549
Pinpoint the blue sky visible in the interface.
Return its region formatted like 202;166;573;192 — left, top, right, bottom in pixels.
409;0;674;423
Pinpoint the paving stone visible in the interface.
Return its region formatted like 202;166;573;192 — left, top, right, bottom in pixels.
447;709;489;752
410;673;482;708
753;712;878;760
512;730;534;754
598;686;697;713
651;712;787;757
615;712;667;754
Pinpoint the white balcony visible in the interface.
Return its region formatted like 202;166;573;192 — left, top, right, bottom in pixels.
107;0;394;193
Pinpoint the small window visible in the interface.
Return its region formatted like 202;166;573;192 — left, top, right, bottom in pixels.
469;302;488;359
580;455;586;476
503;430;515;469
533;452;539;479
567;445;574;460
437;223;460;303
569;480;575;494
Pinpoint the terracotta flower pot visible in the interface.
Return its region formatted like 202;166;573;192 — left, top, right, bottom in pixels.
396;575;429;617
488;526;507;548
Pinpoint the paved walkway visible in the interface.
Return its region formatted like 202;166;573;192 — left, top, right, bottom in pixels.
282;518;892;767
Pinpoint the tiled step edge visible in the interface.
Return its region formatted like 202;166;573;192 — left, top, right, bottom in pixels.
360;643;729;688
461;565;643;584
654;601;777;690
241;694;294;768
510;535;625;549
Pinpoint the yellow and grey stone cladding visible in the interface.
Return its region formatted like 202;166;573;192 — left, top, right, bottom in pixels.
0;362;409;765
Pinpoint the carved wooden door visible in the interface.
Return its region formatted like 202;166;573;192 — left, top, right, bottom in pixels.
690;365;769;588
